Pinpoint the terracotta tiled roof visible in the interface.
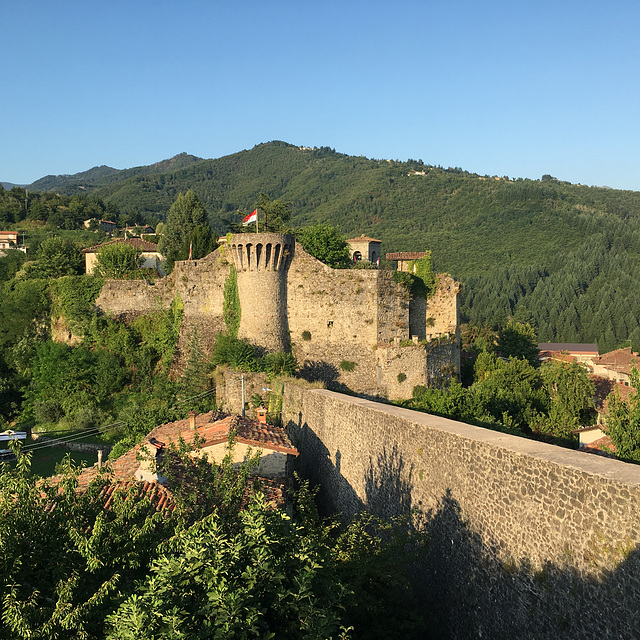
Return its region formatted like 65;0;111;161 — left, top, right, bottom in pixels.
140;411;299;457
81;237;159;253
579;435;616;458
385;252;429;261
346;234;381;243
593;347;640;376
100;479;176;512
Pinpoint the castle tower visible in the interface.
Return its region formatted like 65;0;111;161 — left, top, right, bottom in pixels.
229;233;293;352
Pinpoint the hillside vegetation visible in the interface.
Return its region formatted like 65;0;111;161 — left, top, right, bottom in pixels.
5;141;640;351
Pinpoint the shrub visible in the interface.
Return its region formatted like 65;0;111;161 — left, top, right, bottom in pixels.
262;351;298;377
299;223;351;268
94;243;143;279
302;330;311;341
340;360;356;372
397;372;407;383
211;333;260;371
223;266;241;338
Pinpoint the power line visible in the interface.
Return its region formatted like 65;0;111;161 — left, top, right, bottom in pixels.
21;388;218;455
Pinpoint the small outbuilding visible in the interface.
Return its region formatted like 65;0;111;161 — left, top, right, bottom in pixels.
346;234;382;264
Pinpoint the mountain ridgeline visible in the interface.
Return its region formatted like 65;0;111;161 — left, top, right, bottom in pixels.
9;140;640;352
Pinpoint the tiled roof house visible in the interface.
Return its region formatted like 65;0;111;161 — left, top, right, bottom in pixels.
67;411;298;510
81;237;165;275
591;347;640;386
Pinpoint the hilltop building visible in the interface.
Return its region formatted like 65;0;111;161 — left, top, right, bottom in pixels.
0;231;27;253
93;233;460;400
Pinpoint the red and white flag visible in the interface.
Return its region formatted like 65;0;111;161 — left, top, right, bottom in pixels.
243;209;258;226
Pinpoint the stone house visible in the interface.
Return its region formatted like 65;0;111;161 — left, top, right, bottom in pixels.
346;234;382;264
135;411;299;483
538;342;599;368
83;219;118;233
64;410;297;510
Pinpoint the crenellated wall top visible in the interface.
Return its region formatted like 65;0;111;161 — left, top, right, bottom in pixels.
229;233;295;272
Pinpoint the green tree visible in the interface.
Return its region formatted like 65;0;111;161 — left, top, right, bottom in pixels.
94;243;142;278
471;352;546;432
0;249;26;282
28;236;83;278
497;320;539;366
159;190;207;271
299;223;351;268
256;192;291;232
605;368;640;461
539;360;595;438
178;223;215;261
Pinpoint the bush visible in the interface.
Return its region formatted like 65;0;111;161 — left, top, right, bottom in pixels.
211;333;260;371
94;243;143;279
302;330;312;341
340;360;356;372
299;223;351;268
397;372;407;383
262;351;298;377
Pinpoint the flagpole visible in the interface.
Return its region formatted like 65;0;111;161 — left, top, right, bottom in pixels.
256;208;259;233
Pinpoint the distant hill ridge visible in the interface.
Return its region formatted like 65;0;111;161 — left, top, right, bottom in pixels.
28;152;203;193
8;141;640;351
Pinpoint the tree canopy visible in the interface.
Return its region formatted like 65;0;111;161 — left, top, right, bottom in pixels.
299;223;351;268
94;243;142;278
159;190;208;270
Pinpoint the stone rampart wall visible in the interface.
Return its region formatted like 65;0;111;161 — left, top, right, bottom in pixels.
426;274;460;335
282;387;640;639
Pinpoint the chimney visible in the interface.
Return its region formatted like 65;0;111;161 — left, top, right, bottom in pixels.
189;411;197;430
256;407;268;424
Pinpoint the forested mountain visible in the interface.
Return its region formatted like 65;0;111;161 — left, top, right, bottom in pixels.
7;140;640;351
28;152;203;194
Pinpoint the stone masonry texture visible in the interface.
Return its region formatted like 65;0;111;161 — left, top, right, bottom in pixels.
275;385;640;639
93;239;460;398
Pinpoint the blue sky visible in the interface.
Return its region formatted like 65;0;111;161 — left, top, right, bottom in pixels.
2;0;639;190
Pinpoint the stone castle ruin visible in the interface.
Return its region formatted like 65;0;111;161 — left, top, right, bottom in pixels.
95;233;460;399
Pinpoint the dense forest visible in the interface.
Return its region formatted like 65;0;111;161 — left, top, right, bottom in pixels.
4;140;640;352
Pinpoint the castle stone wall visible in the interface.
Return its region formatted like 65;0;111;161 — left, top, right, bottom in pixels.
426;274;460;336
92;242;460;396
285;388;640;639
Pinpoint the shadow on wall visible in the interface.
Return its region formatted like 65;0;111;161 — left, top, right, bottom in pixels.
365;444;414;519
289;412;365;516
419;490;640;639
297;360;352;394
292;420;640;639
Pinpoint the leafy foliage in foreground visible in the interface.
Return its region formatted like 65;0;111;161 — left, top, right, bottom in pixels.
605;368;640;462
0;444;427;640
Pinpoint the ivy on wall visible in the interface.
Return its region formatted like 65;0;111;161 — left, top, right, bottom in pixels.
407;252;436;298
50;275;105;332
223;265;241;338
